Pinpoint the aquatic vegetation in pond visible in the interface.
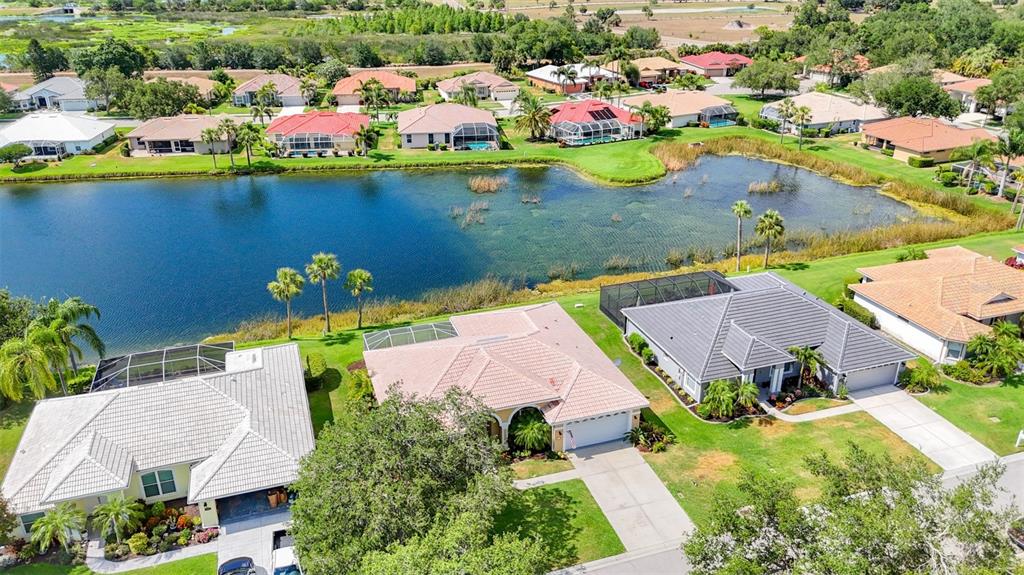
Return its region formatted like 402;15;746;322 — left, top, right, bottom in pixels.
748;180;783;194
468;176;507;194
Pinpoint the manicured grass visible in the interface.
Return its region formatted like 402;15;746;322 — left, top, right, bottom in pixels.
723;93;782;119
6;554;216;575
493;479;624;568
917;377;1024;456
509;457;575;480
0;401;36;478
783;397;851;416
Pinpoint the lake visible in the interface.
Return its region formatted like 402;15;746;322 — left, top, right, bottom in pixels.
0;157;919;354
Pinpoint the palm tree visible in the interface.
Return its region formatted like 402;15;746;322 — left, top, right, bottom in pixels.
218;118;238;169
30;502;85;554
201;127;222;168
698;379;736;419
556;65;578;94
353;124;377;156
792;105;812;150
300;75;319;105
91;495;144;544
510;410;550;451
250;102;272;126
731;200;752;272
255;81;278;108
969;331;1024;379
993;129;1024;198
267;267;305;339
992;320;1021;339
455;84;479;107
32;297;103;373
776;98;796;143
29;323;69;396
755;209;785;268
358;79;389;122
787;345;823;389
0;333;58;401
345;269;374;329
951;139;995;191
235;122;262;168
513;91;552;141
594;80;613;103
736;379;759;411
305;252;341;333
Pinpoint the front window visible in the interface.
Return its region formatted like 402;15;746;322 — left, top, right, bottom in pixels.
21;512;44;533
428;134;435;144
141;469;176;498
945;342;966;361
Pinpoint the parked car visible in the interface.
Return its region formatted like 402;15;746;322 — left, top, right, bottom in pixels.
219;557;256;575
273;546;302;575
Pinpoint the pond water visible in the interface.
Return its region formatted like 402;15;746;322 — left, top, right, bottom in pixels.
0;157;919;353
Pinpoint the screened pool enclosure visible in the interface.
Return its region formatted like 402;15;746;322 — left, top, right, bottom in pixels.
599;271;738;328
363;321;459;350
90;342;235;392
550;117;639;146
452;122;500;150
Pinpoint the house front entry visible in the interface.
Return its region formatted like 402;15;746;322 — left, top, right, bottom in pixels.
217;487;291;525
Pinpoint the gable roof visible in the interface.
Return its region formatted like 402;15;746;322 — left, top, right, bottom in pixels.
680;51;752;70
861;116;995;153
622;273;914;383
2;344;315;514
549;99;641;125
525;63;620;84
364;302;649;425
13;76;87;101
943;77;992;95
126;115;228;143
0;113;114;145
761;92;887;125
850;246;1024;342
606;56;684;75
436;71;516;93
233;73;302;97
621;90;733;118
331;70;417;96
794;54;871;74
396;103;496;134
266;111;369;137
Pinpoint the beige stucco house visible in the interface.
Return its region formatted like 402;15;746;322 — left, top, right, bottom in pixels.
126;115;233;156
397;103;499;150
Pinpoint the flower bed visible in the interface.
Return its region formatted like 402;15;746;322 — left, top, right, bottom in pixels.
104;500;219;561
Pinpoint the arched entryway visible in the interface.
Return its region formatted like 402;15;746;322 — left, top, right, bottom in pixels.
507;407;550;453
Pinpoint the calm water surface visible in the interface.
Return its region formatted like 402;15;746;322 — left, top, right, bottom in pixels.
0;157;918;353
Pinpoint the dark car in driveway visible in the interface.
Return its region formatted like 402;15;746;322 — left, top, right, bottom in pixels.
219;557;256;575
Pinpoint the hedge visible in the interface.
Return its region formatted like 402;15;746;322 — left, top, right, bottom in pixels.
832;295;878;329
305;352;327;391
907;155;934;168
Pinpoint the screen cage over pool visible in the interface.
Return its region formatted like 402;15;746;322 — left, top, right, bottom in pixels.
363;321;459;351
90;342;235;392
599;271;738;328
551;118;634;146
453;122;499;149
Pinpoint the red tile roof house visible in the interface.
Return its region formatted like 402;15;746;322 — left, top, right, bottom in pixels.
232;73;305;107
265;111;370;156
678;51;753;78
548;99;643;146
363;302;649;450
943;77;993;114
794;54;871;86
860;116;995;163
397;103;499;150
331;70;417;106
436;71;520;102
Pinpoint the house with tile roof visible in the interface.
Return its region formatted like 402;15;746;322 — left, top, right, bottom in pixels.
436;71;519;102
266;111;370;155
621;90;737;128
151;76;219;102
943;77;992;114
126;114;232;156
331;70;417;106
622;273;915;402
525;63;620;94
678;51;752;78
363;302;649;450
232;73;305;107
1;343;315;536
849;246;1024;363
397;103;498;150
860;116;995;163
606;56;687;84
760;92;888;135
0;113;115;159
11;77;100;112
548;99;642;146
793;54;871;86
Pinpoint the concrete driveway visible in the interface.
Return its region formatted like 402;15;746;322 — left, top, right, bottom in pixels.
277;106;306;117
216;509;291;575
569;442;693;551
851;386;998;471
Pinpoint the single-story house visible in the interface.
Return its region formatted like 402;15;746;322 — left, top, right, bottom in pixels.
437;71;519;102
331;70;417;106
548;99;642;146
232;73;304;107
759;92;888;135
606;56;686;84
266;111;370;155
363;302;649;450
621;90;737;128
860;116;995;163
1;343;315;537
621;272;915;402
794;54;871;85
678;52;752;78
849;246;1024;363
11;77;100;112
943;78;992;114
126;115;232;156
154;77;219;102
0;113;115;159
525;63;620;94
863;65;967;87
397;103;499;150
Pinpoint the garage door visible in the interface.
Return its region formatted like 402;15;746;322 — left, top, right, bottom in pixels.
844;364;900;392
564;412;630;449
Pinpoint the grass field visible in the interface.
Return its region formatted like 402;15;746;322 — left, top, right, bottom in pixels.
917;376;1024;456
783;397;851;416
0;402;34;478
6;554;215;575
493;479;624;568
510;458;575;479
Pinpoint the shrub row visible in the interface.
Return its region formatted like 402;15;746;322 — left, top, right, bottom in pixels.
832;295;878;329
907;155;934;168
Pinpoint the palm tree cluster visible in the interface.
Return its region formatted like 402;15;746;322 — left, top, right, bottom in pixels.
267;253;376;338
513;91;551;141
773;98;812;148
731;202;785;271
967;321;1024;380
787;345;824;390
202;120;263;169
357;78;391;122
0;297;104;402
697;378;759;420
509;408;550;452
27;494;144;556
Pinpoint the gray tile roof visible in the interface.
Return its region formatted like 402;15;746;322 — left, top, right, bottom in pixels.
622;273;915;383
13;77;88;101
2;343;314;514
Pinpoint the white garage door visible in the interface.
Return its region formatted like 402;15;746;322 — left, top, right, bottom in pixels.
564;412;630;449
844;364;900;392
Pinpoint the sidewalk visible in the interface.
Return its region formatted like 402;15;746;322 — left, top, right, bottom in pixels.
514;468;580;490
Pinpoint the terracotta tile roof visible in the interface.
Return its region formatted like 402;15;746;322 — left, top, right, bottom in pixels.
233;73;302;98
621;90;732;118
396;103;496;134
364;303;649;424
152;76;218;95
680;51;752;70
126;114;228;142
331;70;416;96
943;77;992;95
436;71;516;93
606;56;684;75
265;111;369;137
795;54;870;74
849;246;1024;342
861;116;995;154
549;99;641;125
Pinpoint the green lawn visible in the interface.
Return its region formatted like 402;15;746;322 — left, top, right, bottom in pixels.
917;377;1024;456
6;554;215;575
0;401;34;478
510;458;575;480
783;397;851;416
493;479;624;568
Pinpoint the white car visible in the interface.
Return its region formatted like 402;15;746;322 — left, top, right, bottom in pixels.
272;545;302;575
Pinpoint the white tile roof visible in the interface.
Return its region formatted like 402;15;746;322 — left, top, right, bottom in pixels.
0;113;115;144
2;343;314;514
525;63;620;85
13;77;88;101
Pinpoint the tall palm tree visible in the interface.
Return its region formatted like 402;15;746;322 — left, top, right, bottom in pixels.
594;80;613;103
255;81;278;108
267;267;305;339
201;127;222;168
514;91;552;141
32;297;103;373
300;75;319;105
776;98;796;143
218;118;238;169
792;105;812;150
557;66;578;94
91;495;144;544
787;345;823;389
358;79;389;122
345;269;374;330
305;252;341;333
235;122;262;168
29;323;69;396
755;209;785;268
353;124;377;156
0;332;58;402
951;139;995;191
30;502;85;554
455;84;479;107
731;200;752;272
250;102;272;126
993;129;1024;198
